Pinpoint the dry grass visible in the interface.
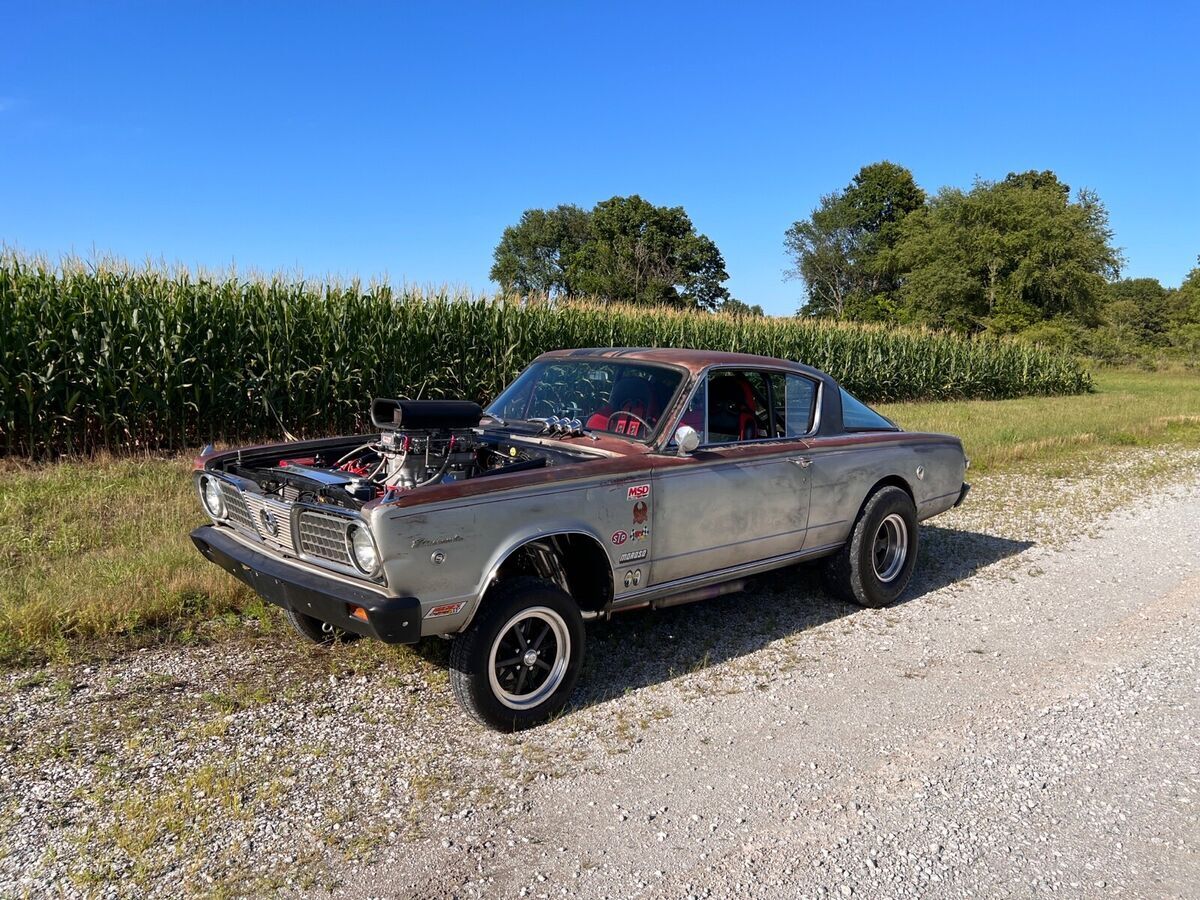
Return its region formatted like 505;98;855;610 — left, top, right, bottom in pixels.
877;368;1200;473
0;453;259;667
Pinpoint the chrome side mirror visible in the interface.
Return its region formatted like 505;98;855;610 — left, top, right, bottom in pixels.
674;425;701;456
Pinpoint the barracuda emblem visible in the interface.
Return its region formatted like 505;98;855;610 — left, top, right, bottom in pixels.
412;535;464;549
258;508;279;537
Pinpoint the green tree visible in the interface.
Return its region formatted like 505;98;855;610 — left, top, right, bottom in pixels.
721;298;765;317
568;195;731;309
891;171;1122;333
490;204;591;297
786;161;925;320
1102;278;1169;345
1167;260;1200;327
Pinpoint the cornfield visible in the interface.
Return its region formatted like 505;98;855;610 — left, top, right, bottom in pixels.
0;255;1091;458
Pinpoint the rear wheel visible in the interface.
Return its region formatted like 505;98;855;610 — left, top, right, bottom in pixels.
285;607;361;645
450;576;585;731
823;485;918;608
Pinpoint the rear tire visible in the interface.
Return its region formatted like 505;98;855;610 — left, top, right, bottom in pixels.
450;577;585;731
823;485;918;608
285;607;361;645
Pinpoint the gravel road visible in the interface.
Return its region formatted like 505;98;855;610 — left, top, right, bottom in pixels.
2;448;1198;898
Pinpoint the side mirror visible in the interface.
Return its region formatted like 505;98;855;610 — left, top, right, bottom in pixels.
674;425;701;456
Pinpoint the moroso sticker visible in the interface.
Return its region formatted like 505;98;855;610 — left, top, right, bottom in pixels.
627;484;650;501
632;501;648;524
618;549;648;563
611;530;629;546
631;527;649;541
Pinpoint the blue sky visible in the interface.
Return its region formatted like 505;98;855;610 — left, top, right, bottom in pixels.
2;2;1198;316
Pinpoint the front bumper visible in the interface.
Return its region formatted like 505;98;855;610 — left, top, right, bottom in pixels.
190;525;422;644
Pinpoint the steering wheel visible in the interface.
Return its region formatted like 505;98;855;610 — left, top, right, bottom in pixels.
607;410;652;438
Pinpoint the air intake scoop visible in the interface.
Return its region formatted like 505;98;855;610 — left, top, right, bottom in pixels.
370;398;483;431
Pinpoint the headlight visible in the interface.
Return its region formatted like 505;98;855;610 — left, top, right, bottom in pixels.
348;524;379;575
200;476;225;518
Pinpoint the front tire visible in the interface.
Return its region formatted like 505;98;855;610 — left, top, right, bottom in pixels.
450;577;585;731
823;485;918;608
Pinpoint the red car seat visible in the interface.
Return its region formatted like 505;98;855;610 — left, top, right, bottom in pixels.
587;377;661;438
707;375;759;441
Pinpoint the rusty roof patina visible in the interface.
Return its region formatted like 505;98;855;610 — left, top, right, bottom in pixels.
535;346;830;380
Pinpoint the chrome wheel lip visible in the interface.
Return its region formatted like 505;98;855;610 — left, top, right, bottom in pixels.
872;513;909;583
488;606;571;711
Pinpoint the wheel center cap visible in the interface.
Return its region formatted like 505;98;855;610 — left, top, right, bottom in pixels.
523;649;539;667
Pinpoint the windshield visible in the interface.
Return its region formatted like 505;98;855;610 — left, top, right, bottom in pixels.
486;360;684;442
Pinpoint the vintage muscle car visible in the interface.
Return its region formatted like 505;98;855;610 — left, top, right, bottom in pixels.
191;348;969;729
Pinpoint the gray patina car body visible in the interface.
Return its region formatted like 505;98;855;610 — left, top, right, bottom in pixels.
191;348;968;729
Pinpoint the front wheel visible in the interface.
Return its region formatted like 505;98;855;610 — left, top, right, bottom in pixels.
823;485;919;608
449;577;585;731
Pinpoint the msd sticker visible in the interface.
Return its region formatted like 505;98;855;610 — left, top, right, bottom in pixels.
611;530;629;546
627;483;650;501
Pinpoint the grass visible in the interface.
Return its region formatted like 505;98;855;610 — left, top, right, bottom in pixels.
877;368;1200;473
0;368;1197;668
0;454;260;667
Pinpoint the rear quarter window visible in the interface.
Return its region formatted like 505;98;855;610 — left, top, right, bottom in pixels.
839;388;898;432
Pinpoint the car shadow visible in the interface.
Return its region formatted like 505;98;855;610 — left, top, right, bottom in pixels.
568;524;1033;712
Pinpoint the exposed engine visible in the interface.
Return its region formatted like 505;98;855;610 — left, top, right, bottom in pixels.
217;398;583;510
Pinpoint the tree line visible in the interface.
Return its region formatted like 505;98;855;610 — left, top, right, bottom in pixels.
785;161;1199;363
490;165;1200;361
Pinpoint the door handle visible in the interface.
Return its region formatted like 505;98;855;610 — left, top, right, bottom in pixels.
789;456;812;468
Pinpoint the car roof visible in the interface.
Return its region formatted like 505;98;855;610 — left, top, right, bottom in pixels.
535;347;832;381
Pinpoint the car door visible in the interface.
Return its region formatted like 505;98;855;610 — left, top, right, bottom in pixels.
649;369;817;585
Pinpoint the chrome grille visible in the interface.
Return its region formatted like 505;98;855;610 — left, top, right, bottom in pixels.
298;511;353;567
218;480;255;532
242;493;296;553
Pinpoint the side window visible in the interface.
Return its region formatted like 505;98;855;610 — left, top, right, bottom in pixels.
780;374;817;436
839;388;896;432
707;370;770;444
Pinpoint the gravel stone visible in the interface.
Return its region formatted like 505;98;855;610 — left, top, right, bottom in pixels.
1;447;1198;898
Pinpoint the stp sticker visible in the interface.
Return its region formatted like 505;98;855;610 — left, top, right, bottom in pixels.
611;530;629;546
627;483;650;501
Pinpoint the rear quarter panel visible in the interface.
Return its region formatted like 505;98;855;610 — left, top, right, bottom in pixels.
804;434;966;550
